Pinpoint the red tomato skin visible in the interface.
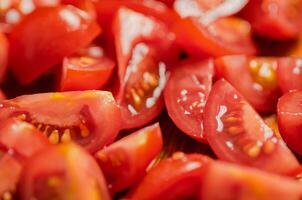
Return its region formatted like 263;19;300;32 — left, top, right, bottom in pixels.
215;55;280;112
204;79;299;174
0;32;8;83
95;123;163;193
277;90;302;155
200;160;302;200
129;153;212;200
9;5;101;85
164;59;214;142
277;57;302;93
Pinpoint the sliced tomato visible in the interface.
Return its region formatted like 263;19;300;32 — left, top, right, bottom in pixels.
129;152;212;200
58;45;115;91
61;0;96;19
277;57;302;93
215;55;280;112
164;59;214;142
20;143;110;200
9;5;101;85
200;160;302;199
173;0;256;57
95;123;162;193
0;91;121;153
204;79;299;174
241;0;302;40
0;32;8;83
113;7;177;129
277;90;302;155
287;166;302;181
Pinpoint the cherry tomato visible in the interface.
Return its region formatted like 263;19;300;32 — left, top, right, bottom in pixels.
277;57;302;93
129;152;212;200
215;55;280;112
241;0;302;40
95;123;162;193
277;90;302;155
0;32;8;83
173;0;256;57
204;79;299;174
114;7;177;129
9;5;101;85
164;59;214;142
20;143;111;200
201;160;302;199
0;91;121;153
58;45;115;91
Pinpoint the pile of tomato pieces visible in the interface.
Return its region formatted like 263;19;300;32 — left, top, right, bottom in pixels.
1;0;302;199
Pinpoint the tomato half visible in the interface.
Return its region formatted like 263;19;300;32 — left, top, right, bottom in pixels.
0;32;8;83
241;0;302;40
164;59;214;142
200;160;302;199
277;90;302;155
277;57;302;93
95;123;162;193
0;91;121;153
173;0;256;57
204;79;299;174
215;55;280;112
114;7;177;129
20;143;110;200
9;5;101;85
59;45;115;91
129;152;212;200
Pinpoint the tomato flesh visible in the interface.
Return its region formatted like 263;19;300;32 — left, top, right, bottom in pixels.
204;79;299;174
215;55;280;112
0;32;8;83
9;5;101;85
0;91;121;153
95;123;163;193
164;59;214;142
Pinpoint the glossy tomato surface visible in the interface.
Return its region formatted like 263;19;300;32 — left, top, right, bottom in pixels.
9;5;101;85
0;32;8;83
95;123;162;193
20;143;110;200
204;79;299;174
0;91;121;153
164;59;214;142
215;55;280;112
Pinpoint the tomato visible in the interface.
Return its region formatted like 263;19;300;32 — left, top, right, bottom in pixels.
287;166;302;182
277;90;302;155
95;123;162;193
9;5;101;85
241;0;302;40
129;152;212;200
61;0;96;19
164;59;214;142
277;57;302;93
20;143;110;200
58;45;115;91
215;55;280;112
114;7;177;129
0;32;8;83
204;79;299;174
173;0;256;57
200;160;302;199
0;91;121;153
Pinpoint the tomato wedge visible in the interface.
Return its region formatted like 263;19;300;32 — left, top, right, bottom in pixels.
164;59;214;142
215;55;280;112
277;90;302;155
59;45;115;91
114;7;177;129
200;160;302;199
95;123;162;193
0;32;8;83
204;79;299;174
0;91;121;153
20;143;110;200
241;0;302;40
173;0;256;57
9;5;101;85
129;152;212;200
277;57;302;93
